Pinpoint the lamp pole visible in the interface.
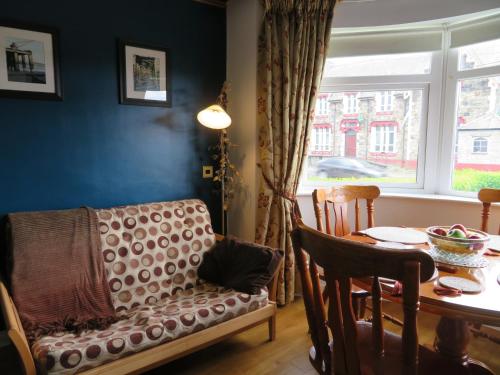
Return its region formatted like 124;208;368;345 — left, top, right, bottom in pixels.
220;128;227;235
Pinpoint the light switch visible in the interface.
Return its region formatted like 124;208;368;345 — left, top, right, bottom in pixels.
202;165;213;178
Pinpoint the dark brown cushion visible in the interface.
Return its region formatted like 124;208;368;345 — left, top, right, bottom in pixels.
198;236;284;294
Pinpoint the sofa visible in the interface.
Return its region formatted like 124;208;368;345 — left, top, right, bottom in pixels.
0;199;279;374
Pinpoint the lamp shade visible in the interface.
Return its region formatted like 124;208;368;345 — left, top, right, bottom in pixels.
197;105;232;129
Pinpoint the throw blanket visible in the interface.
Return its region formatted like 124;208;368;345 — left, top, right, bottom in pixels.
7;207;118;341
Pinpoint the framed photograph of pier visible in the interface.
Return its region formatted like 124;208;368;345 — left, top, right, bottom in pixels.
118;40;171;107
0;21;62;100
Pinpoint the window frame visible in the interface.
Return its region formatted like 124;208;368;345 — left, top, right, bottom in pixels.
370;125;397;153
438;40;500;197
472;137;488;154
299;16;500;197
343;93;358;114
376;91;394;112
310;77;435;194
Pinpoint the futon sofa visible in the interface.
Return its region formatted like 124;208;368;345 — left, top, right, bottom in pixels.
0;199;278;374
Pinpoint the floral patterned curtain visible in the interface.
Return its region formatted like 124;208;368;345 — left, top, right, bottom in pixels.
256;0;337;305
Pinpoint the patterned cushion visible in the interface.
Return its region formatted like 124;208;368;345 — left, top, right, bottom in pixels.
97;199;216;312
31;284;268;374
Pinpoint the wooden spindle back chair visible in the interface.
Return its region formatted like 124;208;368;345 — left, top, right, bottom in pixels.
312;185;380;318
478;188;500;234
292;219;435;375
313;185;380;237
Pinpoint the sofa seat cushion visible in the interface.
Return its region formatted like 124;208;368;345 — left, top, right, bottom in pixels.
31;283;268;374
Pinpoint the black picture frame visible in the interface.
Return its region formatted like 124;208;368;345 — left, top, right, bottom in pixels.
118;40;171;107
0;19;63;101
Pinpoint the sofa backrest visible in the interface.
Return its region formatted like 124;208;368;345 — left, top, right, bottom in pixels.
97;199;216;312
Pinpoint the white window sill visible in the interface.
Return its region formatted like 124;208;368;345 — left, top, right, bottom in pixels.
377;192;481;204
297;191;498;206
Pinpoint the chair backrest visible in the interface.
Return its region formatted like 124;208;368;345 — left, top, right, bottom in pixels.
291;219;435;375
478;188;500;234
313;185;380;236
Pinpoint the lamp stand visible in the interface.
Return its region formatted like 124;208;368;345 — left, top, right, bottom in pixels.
220;129;227;236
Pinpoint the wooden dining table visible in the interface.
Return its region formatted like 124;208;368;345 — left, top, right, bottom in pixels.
344;231;500;375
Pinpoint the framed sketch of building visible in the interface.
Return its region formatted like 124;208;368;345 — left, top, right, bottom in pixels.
118;40;171;107
0;20;62;100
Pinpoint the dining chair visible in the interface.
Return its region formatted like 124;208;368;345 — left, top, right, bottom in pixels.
292;219;473;375
475;188;500;346
478;188;500;234
312;185;380;318
312;185;380;236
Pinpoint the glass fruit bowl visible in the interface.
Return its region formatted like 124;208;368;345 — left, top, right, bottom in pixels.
426;226;490;256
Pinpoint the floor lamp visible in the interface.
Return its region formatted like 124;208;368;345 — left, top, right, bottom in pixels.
197;94;232;235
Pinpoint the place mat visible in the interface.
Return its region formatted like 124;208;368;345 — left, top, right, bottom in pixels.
363;227;428;244
438;276;482;294
428;247;489;268
489;235;500;253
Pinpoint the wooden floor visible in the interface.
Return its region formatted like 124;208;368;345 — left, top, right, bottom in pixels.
1;299;499;374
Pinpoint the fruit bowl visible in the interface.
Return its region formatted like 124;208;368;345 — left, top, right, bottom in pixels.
426;225;490;256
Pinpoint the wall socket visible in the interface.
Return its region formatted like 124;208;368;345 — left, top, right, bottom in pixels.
202;165;213;179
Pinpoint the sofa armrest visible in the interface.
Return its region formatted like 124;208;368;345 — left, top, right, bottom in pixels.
215;233;225;243
0;279;36;375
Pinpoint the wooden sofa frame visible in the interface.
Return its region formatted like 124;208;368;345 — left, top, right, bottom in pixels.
0;234;280;374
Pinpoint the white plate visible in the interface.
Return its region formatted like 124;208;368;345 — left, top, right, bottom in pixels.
363;227;428;244
375;241;417;250
489;235;500;252
438;276;483;294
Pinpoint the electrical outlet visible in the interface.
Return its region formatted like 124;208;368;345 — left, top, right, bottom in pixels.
202;165;213;178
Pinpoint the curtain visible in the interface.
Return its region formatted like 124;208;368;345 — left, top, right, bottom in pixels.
255;0;337;305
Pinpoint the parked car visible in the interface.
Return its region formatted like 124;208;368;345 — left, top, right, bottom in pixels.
315;157;388;178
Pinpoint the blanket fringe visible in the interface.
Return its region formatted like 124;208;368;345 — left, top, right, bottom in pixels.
24;315;124;343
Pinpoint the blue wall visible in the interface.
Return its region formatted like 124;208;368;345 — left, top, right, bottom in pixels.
0;0;225;229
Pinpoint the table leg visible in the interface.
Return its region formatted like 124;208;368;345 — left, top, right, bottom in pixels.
434;317;494;374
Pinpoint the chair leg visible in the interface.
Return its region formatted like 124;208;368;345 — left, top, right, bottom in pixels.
322;285;329;304
352;295;360;319
358;297;367;319
268;315;276;341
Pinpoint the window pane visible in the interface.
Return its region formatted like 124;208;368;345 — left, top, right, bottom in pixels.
324;52;432;77
452;75;500;192
458;38;500;71
303;89;424;186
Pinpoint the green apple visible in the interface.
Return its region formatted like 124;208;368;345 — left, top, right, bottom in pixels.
450;224;467;235
447;228;467;239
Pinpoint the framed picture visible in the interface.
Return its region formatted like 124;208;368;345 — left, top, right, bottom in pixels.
0;20;62;100
118;40;171;107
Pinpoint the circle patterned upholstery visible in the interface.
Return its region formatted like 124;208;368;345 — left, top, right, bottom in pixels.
28;199;270;374
96;199;216;312
32;284;268;374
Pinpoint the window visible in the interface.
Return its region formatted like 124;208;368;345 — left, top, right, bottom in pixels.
316;96;329;115
446;37;500;194
324;52;432;77
300;13;500;196
458;38;500;71
376;91;393;112
472;137;488;153
343;94;357;113
370;125;397;153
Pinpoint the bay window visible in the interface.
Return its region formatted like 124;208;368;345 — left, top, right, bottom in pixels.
300;11;500;197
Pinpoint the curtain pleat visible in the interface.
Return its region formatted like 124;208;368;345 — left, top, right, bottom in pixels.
256;0;337;305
